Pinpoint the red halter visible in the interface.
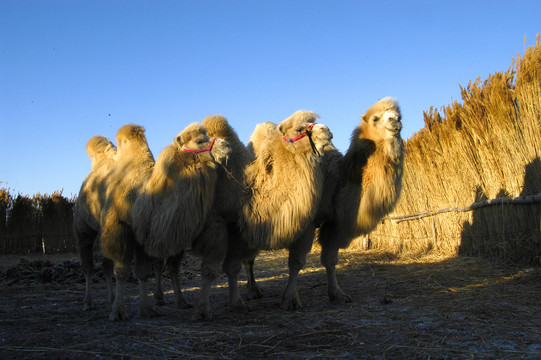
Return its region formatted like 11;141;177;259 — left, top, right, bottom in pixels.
183;137;217;154
282;123;317;143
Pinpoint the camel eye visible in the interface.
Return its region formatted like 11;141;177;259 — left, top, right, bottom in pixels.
372;117;379;123
196;139;205;145
296;128;303;133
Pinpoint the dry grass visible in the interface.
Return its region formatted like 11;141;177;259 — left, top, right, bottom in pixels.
365;34;541;265
1;249;541;359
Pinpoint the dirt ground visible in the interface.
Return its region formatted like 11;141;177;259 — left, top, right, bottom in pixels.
1;249;540;359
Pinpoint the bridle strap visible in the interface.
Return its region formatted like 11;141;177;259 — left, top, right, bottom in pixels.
183;137;217;154
282;122;317;143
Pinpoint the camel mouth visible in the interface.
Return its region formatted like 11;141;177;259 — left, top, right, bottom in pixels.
211;138;232;164
312;123;333;142
385;125;402;135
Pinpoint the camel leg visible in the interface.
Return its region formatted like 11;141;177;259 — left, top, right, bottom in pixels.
320;231;352;304
223;224;249;311
244;258;264;300
167;253;192;309
281;227;315;311
223;254;246;311
109;261;131;321
133;247;157;317
74;226;97;311
197;257;221;320
153;260;165;306
79;243;96;311
193;215;228;320
102;257;114;304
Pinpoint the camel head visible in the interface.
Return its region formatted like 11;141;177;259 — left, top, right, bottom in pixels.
278;111;333;155
360;97;402;141
115;124;150;157
174;122;231;165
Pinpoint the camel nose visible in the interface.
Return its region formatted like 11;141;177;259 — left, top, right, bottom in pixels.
216;138;232;155
312;123;333;141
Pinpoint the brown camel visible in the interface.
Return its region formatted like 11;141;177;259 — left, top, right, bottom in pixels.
73;136;117;311
224;110;334;310
99;124;155;321
131;122;231;320
318;97;404;303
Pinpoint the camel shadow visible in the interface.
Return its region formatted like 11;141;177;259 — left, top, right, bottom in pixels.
459;158;541;265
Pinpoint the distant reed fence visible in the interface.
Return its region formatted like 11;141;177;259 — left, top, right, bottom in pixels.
361;35;541;266
0;189;76;254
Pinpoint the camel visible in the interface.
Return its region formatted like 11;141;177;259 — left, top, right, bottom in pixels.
73;136;117;311
318;97;404;303
200;115;266;306
224;110;334;310
130;122;232;320
99;124;155;321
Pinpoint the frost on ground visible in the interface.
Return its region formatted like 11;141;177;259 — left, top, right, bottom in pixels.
1;250;540;359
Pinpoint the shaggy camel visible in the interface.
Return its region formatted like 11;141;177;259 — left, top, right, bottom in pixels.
131;123;231;320
73;136;117;311
99;124;155;321
318;97;404;303
224;111;334;310
200;115;265;306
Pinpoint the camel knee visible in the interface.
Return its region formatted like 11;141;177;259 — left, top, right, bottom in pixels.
320;246;339;268
201;261;221;282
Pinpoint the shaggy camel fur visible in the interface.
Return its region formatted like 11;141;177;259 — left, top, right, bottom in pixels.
246;121;277;156
318;97;404;303
131;123;231;320
239;119;342;303
99;124;155;321
73;136;117;311
200;115;265;306
225;111;333;310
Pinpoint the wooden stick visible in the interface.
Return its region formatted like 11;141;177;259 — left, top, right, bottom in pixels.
384;193;541;224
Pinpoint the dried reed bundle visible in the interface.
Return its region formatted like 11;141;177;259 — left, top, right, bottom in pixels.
362;35;541;265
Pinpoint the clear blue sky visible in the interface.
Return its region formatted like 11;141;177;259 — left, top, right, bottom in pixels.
1;1;540;198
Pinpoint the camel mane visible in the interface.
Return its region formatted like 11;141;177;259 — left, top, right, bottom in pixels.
239;111;326;250
131;123;224;259
201;115;254;223
339;97;404;238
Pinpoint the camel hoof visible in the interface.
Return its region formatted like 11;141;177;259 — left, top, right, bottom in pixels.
154;295;165;306
329;291;352;304
194;304;213;321
139;305;158;318
280;295;302;311
83;301;95;311
176;301;194;309
229;298;249;313
246;285;264;300
109;307;129;321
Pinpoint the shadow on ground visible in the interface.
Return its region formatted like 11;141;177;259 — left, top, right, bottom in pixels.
1;249;540;359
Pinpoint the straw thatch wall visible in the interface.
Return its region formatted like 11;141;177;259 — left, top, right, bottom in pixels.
0;190;75;254
363;35;541;265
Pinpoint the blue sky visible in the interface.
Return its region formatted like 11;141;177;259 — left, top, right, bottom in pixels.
1;1;540;198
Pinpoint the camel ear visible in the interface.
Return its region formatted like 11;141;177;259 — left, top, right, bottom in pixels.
361;113;367;122
175;135;183;146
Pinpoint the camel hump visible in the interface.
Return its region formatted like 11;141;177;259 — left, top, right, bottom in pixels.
86;136;116;164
